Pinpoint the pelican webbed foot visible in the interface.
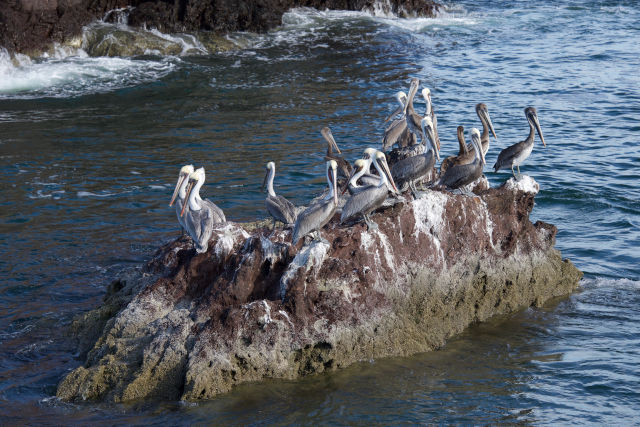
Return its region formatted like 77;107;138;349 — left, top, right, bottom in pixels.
364;214;378;231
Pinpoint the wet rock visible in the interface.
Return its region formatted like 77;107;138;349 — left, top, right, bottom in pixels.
1;0;441;55
57;176;581;402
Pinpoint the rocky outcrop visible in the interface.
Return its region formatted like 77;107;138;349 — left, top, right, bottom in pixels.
57;176;581;402
1;0;440;55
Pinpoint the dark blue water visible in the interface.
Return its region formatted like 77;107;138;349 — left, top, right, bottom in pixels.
1;0;639;423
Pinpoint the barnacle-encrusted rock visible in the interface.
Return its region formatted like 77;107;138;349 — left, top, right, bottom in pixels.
57;176;581;402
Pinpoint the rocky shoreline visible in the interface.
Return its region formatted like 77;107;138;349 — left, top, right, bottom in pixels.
56;176;582;402
1;0;440;56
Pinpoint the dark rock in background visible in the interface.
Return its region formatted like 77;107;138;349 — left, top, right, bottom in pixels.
0;0;440;55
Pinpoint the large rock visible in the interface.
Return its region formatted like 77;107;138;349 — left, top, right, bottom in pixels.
0;0;440;55
57;175;581;402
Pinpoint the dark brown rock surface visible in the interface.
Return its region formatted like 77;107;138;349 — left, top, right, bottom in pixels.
0;0;440;54
57;175;582;402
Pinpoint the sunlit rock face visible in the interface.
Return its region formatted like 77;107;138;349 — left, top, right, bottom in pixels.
57;176;581;402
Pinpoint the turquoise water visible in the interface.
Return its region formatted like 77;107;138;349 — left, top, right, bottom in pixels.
1;0;639;423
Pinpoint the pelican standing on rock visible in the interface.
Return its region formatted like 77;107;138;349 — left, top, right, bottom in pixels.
263;161;297;230
493;107;546;178
437;128;486;190
391;116;440;197
321;127;352;179
382;91;416;151
292;160;338;245
440;126;471;174
169;164;195;235
469;103;498;156
341;151;398;230
180;167;226;253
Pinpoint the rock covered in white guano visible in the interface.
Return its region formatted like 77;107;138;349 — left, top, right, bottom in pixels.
57;177;582;402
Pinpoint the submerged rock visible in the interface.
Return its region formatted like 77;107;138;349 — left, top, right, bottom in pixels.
57;176;581;402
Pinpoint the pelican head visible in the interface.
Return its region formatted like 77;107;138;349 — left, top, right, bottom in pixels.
525;106;546;147
362;147;377;160
170;164;195;207
476;103;498;140
375;150;399;194
327;159;338;205
385;91;408;122
470;128;485;165
321;126;341;154
420;116;440;162
181;167;205;217
353;158;367;172
262;161;275;193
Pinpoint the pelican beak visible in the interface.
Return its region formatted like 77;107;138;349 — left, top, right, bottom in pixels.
380;156;399;194
532;112;546;147
322;127;341;154
482;107;498;140
327;166;338;205
342;166;359;195
405;79;419;114
261;168;268;193
169;174;186;207
180;180;195;217
422;121;440;162
473;135;485;166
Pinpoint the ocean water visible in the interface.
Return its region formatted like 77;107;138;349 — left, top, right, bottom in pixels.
1;0;639;423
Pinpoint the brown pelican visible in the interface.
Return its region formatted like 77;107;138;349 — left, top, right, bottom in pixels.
341;151;398;230
382;91;416;151
263;161;297;230
467;103;498;156
440;126;472;174
180;167;226;253
321;127;352;179
169;164;195;234
493;107;546;177
437;128;485;189
292;160;338;245
391;116;440;197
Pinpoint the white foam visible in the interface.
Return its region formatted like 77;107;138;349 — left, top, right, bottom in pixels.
0;47;175;99
581;277;640;290
77;191;116;198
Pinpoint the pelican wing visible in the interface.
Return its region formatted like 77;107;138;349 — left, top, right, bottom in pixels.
266;194;297;225
382;119;407;151
341;185;388;223
203;199;226;224
494;139;527;171
439;160;483;189
391;151;434;185
292;199;336;244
